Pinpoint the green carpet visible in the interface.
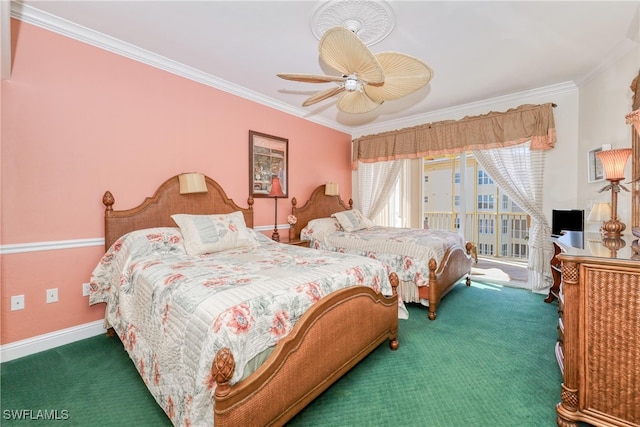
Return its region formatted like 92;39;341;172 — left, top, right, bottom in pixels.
1;282;562;426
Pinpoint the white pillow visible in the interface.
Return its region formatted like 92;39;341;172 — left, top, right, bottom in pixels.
171;211;259;255
300;217;342;240
331;209;375;232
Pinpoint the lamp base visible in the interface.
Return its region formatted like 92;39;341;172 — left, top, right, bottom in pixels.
272;228;280;242
601;218;626;237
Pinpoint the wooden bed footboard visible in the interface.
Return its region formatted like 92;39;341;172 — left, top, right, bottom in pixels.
212;274;400;426
419;241;475;320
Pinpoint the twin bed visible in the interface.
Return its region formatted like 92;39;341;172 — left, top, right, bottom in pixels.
90;175;400;426
290;184;475;321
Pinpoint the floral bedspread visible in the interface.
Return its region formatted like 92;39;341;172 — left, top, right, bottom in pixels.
89;227;396;426
302;226;466;286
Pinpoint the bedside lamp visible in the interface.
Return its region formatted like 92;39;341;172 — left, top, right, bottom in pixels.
596;148;632;237
587;202;611;234
269;176;286;242
179;173;208;194
325;182;339;196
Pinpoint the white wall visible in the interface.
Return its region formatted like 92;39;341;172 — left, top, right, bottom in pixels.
578;48;640;232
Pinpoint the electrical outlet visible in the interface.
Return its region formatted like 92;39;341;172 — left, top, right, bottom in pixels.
11;295;25;311
82;283;91;297
46;288;58;303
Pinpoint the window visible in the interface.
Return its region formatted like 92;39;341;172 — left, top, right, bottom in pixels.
502;194;509;210
478;218;495;234
477;243;494;255
477;194;494;210
513;219;527;239
513;243;527;257
422;153;530;261
478;170;493;185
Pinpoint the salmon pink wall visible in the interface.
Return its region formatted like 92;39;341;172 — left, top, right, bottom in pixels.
0;20;352;345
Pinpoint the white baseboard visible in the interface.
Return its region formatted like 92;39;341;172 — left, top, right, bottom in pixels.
1;320;107;363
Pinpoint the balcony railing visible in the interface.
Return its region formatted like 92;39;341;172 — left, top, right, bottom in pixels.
424;211;530;260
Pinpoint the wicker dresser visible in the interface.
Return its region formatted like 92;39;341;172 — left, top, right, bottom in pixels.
554;231;640;426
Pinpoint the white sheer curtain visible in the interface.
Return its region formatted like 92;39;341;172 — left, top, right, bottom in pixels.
472;142;553;291
357;159;403;220
371;159;422;227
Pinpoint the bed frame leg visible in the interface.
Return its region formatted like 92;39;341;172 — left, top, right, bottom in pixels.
389;337;399;350
427;259;438;320
388;272;400;349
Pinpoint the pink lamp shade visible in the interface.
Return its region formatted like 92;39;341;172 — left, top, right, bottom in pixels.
269;176;286;198
596;148;632;181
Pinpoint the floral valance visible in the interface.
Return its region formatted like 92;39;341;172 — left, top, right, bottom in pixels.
352;103;556;169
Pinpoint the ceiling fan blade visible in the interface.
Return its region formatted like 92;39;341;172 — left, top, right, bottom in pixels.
319;26;385;84
302;86;346;107
336;90;382;114
364;52;433;103
277;73;345;84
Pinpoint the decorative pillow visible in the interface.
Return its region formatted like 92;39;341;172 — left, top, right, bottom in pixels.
171;211;259;255
300;217;342;240
331;209;375;232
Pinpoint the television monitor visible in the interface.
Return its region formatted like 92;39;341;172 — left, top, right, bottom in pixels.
551;209;584;237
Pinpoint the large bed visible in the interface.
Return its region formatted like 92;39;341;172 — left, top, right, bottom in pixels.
290;184;475;321
90;174;400;426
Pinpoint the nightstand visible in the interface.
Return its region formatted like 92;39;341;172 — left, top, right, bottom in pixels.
279;236;310;247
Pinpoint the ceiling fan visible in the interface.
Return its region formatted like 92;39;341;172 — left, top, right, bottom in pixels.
277;26;433;114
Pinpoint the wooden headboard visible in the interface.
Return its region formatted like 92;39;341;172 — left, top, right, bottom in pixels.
102;175;254;250
290;184;352;239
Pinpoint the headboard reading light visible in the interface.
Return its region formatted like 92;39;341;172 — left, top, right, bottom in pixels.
179;173;208;194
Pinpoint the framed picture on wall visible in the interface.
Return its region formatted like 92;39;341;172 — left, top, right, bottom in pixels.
587;146;606;183
249;130;289;198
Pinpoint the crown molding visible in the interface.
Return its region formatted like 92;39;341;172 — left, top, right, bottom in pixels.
11;2;352;134
12;2;635;139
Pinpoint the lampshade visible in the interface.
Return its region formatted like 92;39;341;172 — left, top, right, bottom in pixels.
269;176;286;197
596;148;632;181
587;202;611;222
179;173;207;194
325;182;339;196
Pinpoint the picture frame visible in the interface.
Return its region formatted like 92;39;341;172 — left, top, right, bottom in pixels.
249;130;288;198
587;146;606;183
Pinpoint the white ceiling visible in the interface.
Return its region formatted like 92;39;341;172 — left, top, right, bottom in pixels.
11;1;640;135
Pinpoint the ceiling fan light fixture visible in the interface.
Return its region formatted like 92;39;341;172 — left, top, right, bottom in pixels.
344;78;359;91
